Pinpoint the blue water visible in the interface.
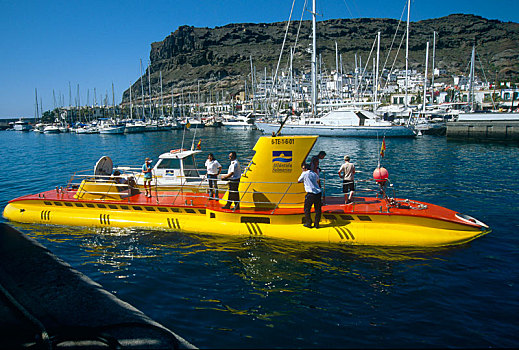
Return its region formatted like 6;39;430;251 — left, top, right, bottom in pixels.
1;129;518;348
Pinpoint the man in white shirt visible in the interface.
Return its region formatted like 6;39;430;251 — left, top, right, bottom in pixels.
205;153;222;200
298;163;322;228
221;151;241;210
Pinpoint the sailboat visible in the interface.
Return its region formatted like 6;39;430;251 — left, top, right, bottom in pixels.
446;44;519;140
99;84;125;134
124;83;147;133
455;44;518;122
409;38;447;135
256;0;415;138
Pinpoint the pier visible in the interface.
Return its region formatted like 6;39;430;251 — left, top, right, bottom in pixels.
446;113;519;142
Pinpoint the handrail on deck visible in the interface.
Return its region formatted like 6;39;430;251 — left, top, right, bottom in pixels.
62;169;412;212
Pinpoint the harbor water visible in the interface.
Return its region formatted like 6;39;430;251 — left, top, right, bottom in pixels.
1;129;518;348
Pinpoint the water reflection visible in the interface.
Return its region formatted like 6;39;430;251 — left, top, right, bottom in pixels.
17;222;454;296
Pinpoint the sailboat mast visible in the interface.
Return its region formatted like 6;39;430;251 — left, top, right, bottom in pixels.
431;31;436;103
311;0;317;116
112;82;115;119
140;59;145;119
335;41;339;102
35;88;39;122
354;54;358;102
340;54;343;101
147;63;152;119
181;88;184;119
290;47;294;112
250;56;256;113
469;44;476;112
197;80;200;120
375;32;380;106
171;85;176;120
422;41;429;114
160;71;164;118
129;83;133;120
405;0;410;108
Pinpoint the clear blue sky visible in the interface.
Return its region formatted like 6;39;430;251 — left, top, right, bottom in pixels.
1;0;517;118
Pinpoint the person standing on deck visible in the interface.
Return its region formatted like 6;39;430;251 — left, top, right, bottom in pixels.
205;153;222;200
298;163;322;229
221;151;241;210
142;157;153;198
338;155;356;204
310;151;326;175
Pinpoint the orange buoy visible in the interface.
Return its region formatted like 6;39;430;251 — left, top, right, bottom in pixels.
373;167;389;184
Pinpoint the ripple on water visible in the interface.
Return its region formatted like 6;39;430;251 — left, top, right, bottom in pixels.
1;131;518;348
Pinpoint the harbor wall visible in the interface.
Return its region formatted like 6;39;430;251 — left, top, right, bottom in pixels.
446;120;519;142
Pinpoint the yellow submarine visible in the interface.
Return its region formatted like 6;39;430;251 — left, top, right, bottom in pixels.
3;135;490;247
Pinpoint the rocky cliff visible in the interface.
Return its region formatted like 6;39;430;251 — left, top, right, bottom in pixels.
122;14;519;102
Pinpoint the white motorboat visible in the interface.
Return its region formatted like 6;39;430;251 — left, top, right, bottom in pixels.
32;123;45;133
98;119;125;134
221;114;256;130
58;125;70;133
43;124;61;134
413;117;447;135
128;148;227;190
181;118;205;129
124;120;147;133
75;124;99;134
257;108;416;137
13;119;32;131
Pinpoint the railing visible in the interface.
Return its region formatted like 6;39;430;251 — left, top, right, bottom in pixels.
65;170;307;209
63;167;422;213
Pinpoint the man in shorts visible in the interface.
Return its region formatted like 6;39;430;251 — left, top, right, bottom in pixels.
338;155;355;204
142;157;153;198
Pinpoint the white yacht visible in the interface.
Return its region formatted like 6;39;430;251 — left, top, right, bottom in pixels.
256;108;416;137
124;120;147;133
32;123;45;133
13;119;32;131
98;119;125;134
221;113;256;130
43;124;61;134
124;149;227;190
75;125;99;134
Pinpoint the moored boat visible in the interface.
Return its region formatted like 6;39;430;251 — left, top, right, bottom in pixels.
124;120;147;133
125;148;227;190
2;135;489;247
13;118;32;131
221;113;256;130
98;119;125;134
43;124;61;134
257;108;416;138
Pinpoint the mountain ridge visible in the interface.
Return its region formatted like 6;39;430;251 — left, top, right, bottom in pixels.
122;14;519;102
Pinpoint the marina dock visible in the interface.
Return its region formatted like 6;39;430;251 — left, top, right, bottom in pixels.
446;113;519;142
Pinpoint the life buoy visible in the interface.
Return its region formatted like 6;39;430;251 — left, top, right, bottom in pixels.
373;167;389;184
170;148;187;154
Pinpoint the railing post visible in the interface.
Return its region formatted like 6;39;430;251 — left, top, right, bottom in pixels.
270;183;293;214
236;182;252;208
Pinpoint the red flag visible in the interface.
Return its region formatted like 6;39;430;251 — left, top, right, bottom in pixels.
380;137;386;158
196;139;202;150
